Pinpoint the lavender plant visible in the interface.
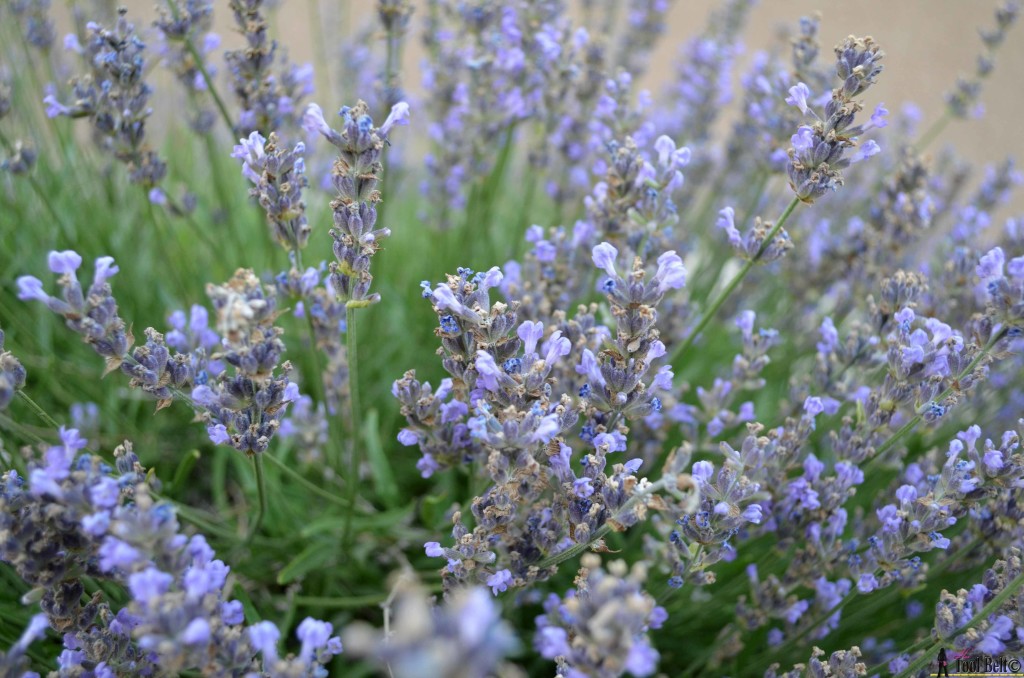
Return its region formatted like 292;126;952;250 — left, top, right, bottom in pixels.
2;1;1024;676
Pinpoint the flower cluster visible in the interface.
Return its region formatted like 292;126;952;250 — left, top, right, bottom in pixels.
5;1;1024;676
17;253;298;454
0;432;342;675
304;99;408;306
785;35;886;202
654;0;754;204
16;252;200;407
535;555;666;677
343;578;519;677
225;0;314;135
0;327;26;410
45;10;167;189
194;269;294;453
233;130;311;255
420;0;556;221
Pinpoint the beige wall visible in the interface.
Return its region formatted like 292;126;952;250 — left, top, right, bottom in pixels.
112;0;1024;212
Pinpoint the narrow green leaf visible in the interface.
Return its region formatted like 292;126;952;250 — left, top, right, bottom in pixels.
300;505;414;538
277;541;337;585
171;448;201;493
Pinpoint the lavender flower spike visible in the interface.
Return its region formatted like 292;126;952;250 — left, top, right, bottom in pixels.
787;36;886;202
309;100;409;306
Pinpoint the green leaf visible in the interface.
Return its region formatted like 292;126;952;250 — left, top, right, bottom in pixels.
171;448;200;493
300;505;415;538
277;541;338;585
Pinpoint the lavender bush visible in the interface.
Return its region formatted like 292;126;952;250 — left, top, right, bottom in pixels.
2;1;1024;676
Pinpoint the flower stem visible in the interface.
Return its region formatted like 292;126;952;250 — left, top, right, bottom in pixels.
669;196;802;368
248;453;268;542
913;111;951;153
15;390;61;430
160;0;234;135
342;303;362;548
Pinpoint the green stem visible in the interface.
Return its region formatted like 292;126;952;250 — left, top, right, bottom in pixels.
191;48;234;135
248;453;268;541
376;14;400;227
305;0;331;101
865;328;1006;472
15;390;62;430
893;568;1024;678
669;196;801;368
301;309;345;472
165;192;219;252
201;132;243;258
691;171;771;302
293;592;387;609
342;304;362;547
163;0;233;134
913;111;951;154
165;9;234;136
0;411;47;448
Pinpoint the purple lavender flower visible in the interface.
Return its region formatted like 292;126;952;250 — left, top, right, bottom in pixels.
307;100;408;306
535;556;662;677
44;11;167;188
224;0;313;135
787;36;886;202
232;130;310;253
0;328;27;410
2;437;341;675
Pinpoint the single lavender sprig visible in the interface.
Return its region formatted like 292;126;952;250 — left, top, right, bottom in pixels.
225;0;314;135
304;99;408;307
669;197;800;367
918;0;1021;151
45;10;167;191
10;0;55;51
195;269;294;456
342;579;519;677
377;0;414;111
614;0;672;80
232;130;310;260
785;36;886;202
304;98;407;544
654;0;753;210
0;79;37;174
15;252;203;409
0;328;27;410
672;36;888;366
583;239;685;428
153;0;232;134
